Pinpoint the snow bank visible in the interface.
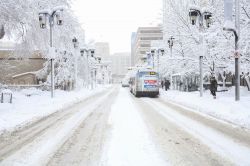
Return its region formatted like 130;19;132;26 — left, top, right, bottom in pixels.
1;89;13;94
0;86;109;133
160;87;250;129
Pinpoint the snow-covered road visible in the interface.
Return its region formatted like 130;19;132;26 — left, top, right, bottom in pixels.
136;97;250;165
0;87;118;165
0;86;250;166
99;86;168;166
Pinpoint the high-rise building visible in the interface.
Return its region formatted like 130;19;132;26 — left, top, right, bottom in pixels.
95;42;110;58
103;52;131;83
131;27;163;66
131;32;136;66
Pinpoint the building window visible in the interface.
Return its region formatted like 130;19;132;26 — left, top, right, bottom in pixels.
140;37;163;40
140;44;150;47
140;51;146;54
140;30;162;33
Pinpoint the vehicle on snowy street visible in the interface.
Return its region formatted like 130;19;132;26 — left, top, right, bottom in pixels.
121;78;130;87
129;69;159;97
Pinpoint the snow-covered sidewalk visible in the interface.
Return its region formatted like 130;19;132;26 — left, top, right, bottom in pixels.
160;87;250;129
0;85;110;133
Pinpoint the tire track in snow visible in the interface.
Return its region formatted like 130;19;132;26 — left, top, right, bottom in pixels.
99;88;169;166
142;97;250;166
0;87;116;165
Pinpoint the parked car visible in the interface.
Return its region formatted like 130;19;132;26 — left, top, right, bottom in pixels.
121;79;129;87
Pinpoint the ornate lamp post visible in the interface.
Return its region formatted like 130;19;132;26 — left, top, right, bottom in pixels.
72;37;79;89
188;6;212;97
39;7;64;98
80;48;95;89
223;0;240;101
168;36;174;57
150;49;156;69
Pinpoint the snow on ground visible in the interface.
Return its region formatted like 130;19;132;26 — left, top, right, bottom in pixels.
1;89;114;166
160;86;250;129
144;98;250;165
100;88;168;166
0;85;110;133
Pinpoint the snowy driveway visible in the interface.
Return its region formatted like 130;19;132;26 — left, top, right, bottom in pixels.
0;86;250;166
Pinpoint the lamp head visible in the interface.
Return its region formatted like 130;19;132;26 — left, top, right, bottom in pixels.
159;49;165;55
189;9;199;25
90;49;95;57
56;10;64;25
39;13;47;29
97;57;102;63
80;49;84;54
72;37;77;43
151;49;156;55
204;12;212;28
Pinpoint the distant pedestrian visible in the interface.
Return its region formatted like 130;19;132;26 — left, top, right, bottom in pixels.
210;76;218;99
165;80;170;91
161;80;164;89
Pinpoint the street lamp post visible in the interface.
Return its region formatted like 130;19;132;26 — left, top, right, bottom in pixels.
235;0;240;101
80;49;87;88
81;49;95;89
150;49;156;69
80;48;91;89
86;50;90;88
157;48;165;77
96;56;102;87
189;6;212;97
223;0;240;101
72;37;79;89
39;7;64;98
168;36;174;57
90;49;95;89
167;37;174;89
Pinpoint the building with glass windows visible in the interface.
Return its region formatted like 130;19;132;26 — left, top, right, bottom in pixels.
131;27;163;66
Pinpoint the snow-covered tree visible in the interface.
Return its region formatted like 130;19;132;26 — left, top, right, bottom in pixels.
0;0;88;89
162;0;250;89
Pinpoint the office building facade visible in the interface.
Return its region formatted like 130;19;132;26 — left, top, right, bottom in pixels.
131;27;163;66
95;42;110;58
104;52;131;83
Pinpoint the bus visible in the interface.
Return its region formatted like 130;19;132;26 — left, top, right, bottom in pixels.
129;69;159;97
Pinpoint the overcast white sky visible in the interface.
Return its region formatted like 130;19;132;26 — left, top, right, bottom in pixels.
72;0;162;54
